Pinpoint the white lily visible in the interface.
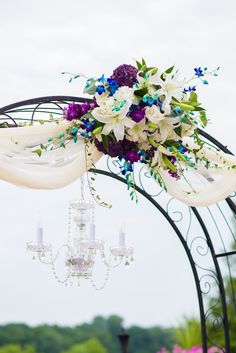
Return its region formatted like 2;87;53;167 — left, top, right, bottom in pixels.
128;119;147;142
145;105;180;143
92;96;134;141
153;73;184;113
157;117;180;142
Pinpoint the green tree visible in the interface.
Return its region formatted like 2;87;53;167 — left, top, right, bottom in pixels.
175;317;201;348
0;344;36;353
62;338;107;353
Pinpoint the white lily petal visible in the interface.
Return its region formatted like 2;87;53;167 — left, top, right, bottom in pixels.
92;109;115;123
102;124;113;136
159;123;169;143
113;122;125;141
124;117;135;129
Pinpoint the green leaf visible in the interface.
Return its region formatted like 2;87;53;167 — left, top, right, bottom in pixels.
135;60;142;70
102;134;109;152
142;58;146;66
193;106;205;111
149;136;159;148
147;121;158;129
181;115;193;125
93;126;103;135
134;87;148;97
162;155;177;172
32;149;42;157
189;92;198;103
165;65;175;74
178;103;195;111
150;67;158;76
199;111;208;127
174;126;182;137
83;85;96;95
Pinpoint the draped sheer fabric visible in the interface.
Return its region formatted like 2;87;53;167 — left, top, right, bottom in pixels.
0;121;102;189
0;122;235;206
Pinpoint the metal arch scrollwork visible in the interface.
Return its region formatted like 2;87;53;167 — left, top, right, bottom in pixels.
0;96;235;353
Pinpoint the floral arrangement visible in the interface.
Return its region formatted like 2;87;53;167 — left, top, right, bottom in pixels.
36;59;220;202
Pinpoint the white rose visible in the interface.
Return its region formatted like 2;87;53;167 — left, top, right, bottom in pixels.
145;105;165;124
113;86;134;102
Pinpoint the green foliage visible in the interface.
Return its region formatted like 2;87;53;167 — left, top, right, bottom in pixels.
208;237;236;352
0;316;175;353
0;344;36;353
62;338;107;353
175;317;202;348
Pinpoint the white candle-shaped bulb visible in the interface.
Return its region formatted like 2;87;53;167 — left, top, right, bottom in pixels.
89;223;95;242
119;228;126;247
37;220;43;245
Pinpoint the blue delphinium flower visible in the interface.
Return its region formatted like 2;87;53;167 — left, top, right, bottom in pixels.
183;86;196;93
98;74;106;83
194;67;204;77
81;118;95;132
173;106;182;116
71;127;78;136
96;85;106;95
107;78;119;95
121;161;133;175
177;145;188;154
142;94;158;107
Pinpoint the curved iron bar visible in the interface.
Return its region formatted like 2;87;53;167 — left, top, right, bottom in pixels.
0;96;92;115
191;207;230;352
0;95;235;352
89;167;208;352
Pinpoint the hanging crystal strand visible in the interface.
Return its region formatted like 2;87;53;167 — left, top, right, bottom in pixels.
50;248;70;285
90;265;111;291
81;174;85;200
67;205;72;244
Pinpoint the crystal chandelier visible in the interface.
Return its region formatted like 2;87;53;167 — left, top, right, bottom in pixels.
26;177;134;289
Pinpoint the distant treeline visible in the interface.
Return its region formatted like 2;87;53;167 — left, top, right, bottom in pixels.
0;315;174;353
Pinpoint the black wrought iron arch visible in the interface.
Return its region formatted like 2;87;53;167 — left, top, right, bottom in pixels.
0;96;235;353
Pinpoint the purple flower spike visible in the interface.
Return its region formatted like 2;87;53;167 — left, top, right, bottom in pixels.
111;64;138;87
130;108;145;122
63;103;82;121
81;102;91;115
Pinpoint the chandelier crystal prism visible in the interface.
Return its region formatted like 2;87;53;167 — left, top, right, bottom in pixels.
26;176;134;289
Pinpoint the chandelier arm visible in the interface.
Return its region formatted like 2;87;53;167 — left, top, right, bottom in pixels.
102;255;123;268
37;244;73;265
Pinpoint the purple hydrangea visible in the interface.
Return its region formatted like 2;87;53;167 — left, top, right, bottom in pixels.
111;64;138;88
129;107;145;122
94;138;124;158
94;137;138;160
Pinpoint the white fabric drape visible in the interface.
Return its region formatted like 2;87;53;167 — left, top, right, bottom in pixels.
0;121;102;189
152;144;236;206
0;122;235;206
